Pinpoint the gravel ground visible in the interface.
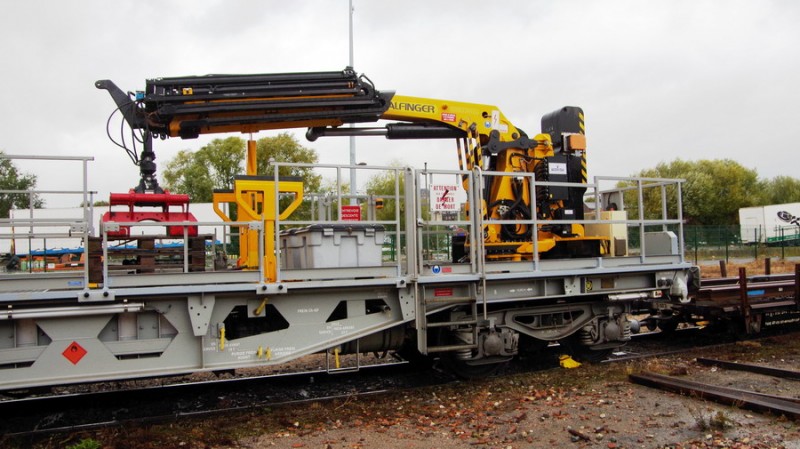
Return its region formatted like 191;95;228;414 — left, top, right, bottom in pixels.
230;352;800;449
22;332;800;449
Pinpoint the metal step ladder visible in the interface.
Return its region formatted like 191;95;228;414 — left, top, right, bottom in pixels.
416;281;481;355
325;342;361;374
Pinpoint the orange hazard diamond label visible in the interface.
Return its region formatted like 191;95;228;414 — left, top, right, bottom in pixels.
62;341;87;365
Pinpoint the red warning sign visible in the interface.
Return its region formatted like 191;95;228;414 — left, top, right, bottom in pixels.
433;288;454;297
62;341;87;365
340;205;362;221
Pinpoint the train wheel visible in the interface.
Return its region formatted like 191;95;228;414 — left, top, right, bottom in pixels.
748;314;763;334
579;348;613;363
396;343;435;369
515;336;553;369
440;353;507;379
657;317;680;334
731;313;763;339
558;335;613;363
436;329;509;379
518;335;550;354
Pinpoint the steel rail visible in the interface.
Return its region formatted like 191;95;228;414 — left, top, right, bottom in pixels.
2;388;395;440
0;360;419;438
696;357;800;380
629;371;800;419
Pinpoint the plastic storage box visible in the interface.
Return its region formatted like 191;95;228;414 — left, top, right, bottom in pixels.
280;224;385;269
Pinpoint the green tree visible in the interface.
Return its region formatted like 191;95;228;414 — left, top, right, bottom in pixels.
365;162;406;224
161;133;322;220
623;159;759;225
255;133;322;220
0;152;43;218
197;137;247;190
756;175;800;205
162;137;245;202
255;133;321;192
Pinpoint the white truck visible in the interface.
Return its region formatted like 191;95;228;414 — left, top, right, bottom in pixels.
739;202;800;245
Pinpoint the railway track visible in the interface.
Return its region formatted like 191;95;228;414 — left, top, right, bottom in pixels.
631;357;800;419
5;325;790;441
0;359;453;439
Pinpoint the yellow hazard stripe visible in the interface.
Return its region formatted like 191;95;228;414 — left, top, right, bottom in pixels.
465;141;473;170
581;152;587;183
457;138;465;171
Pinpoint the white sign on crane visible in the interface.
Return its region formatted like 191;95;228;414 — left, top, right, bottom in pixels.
430;183;462;212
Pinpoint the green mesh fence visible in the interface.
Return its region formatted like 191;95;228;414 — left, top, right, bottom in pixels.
683;225;800;263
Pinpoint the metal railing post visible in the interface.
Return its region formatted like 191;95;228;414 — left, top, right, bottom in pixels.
183;226;189;273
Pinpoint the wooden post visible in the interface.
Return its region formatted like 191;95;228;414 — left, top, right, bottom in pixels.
138;237;155;274
87;236;103;284
795;264;799;312
189;236;207;272
765;257;771;275
739;267;752;334
719;260;728;278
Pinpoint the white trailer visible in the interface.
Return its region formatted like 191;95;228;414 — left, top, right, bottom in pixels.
739;203;800;245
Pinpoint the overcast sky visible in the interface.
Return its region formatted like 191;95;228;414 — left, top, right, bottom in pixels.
1;0;798;206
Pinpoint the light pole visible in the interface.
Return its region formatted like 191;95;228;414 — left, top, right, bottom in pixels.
348;0;357;206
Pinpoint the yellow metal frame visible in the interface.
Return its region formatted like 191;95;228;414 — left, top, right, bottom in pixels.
213;177;303;282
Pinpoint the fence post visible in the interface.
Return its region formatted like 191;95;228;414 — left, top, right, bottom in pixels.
753;227;758;260
724;226;729;263
693;226;698;265
781;227;785;260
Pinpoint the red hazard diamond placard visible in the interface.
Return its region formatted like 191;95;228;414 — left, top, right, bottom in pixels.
62;341;87;365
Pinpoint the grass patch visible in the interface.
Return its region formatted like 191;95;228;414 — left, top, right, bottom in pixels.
688;407;736;431
66;439;101;449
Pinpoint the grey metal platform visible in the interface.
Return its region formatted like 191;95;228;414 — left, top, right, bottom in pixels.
0;157;693;390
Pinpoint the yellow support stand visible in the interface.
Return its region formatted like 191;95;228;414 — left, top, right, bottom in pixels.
246;138;257;176
213;174;304;282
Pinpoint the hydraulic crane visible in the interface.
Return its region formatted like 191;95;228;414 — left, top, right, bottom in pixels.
97;67;608;261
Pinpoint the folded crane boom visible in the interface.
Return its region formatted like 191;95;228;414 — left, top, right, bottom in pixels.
142;69;394;139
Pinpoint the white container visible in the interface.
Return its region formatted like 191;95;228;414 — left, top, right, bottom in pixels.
281;224;385;269
739;203;800;244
